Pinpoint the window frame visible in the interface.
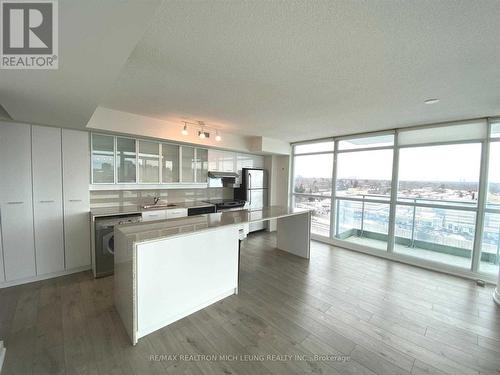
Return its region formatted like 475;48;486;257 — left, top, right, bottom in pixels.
290;118;497;280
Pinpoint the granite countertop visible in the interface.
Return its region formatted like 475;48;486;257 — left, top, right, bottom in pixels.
115;206;310;244
90;201;216;218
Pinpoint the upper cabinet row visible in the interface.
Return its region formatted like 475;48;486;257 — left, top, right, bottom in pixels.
91;134;208;184
91;134;264;185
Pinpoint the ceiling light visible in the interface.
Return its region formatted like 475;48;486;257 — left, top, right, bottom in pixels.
181;123;188;135
424;98;440;104
215;130;221;142
198;130;206;139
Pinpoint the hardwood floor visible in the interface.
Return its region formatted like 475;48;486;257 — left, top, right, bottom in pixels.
1;231;499;374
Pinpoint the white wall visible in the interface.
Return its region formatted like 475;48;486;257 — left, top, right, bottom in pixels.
87;107;254;152
265;154;290;231
87;107;291;155
250;136;291;155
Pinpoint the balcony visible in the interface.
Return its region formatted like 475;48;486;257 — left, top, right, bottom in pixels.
294;194;500;274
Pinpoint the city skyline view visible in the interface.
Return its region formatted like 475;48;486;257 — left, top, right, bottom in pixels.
292;129;500;276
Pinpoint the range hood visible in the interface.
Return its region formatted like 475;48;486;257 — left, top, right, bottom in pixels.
207;171;240;187
208;171;239;179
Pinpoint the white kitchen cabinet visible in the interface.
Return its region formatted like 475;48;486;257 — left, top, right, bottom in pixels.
220;151;236;172
250;154;264;169
0;122;36;281
236;153;253;171
207;149;219;171
142;210;167;222
62;129;91;270
181;146;195;182
161;143;180;183
208;149;236;172
32;126;65;275
91;133;115;183
138;140;160;183
195;148;208;182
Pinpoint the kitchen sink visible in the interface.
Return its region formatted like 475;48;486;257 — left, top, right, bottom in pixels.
142;203;178;209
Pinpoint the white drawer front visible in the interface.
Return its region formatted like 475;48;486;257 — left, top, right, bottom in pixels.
166;208;188;219
142;210;167;222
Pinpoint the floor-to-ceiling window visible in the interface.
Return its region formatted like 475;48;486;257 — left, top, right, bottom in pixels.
291;141;334;237
395;142;481;268
290;118;499;281
480;121;500;275
334;134;394;250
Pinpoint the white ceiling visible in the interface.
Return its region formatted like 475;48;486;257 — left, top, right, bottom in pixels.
101;0;500;142
0;0;161;129
2;1;500;142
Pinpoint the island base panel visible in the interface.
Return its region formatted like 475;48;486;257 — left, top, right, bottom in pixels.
135;226;239;343
276;211;311;258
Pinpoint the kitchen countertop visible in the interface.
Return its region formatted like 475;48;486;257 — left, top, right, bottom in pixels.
115;206;310;244
90;201;216;218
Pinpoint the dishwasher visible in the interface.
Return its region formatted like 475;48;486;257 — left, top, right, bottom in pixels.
94;214;142;277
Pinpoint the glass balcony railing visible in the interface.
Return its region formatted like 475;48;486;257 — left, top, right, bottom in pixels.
293;195;331;237
333;195;499;271
292;193;500;274
334;195;390;251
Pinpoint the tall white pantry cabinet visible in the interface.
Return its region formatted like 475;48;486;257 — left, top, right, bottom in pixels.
0;122;91;285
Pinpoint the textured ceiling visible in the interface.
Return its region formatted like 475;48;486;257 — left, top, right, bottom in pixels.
0;0;161;129
102;0;500;142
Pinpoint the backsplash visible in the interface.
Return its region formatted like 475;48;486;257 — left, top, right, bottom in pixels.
90;188;233;209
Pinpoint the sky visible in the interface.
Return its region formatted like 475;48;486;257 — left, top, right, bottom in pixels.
294;143;492;182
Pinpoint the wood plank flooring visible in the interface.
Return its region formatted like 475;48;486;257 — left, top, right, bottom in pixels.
0;231;499;374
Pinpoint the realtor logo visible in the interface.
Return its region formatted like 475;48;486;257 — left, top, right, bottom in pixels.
1;0;58;69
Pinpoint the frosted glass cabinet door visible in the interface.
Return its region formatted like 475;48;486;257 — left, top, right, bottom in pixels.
116;137;137;183
196;148;208;183
221;151;236;172
138;140;160;183
181;146;195;182
161;144;180;183
92;134;115;183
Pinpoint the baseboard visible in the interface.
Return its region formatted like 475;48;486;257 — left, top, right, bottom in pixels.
0;266;91;289
0;340;5;373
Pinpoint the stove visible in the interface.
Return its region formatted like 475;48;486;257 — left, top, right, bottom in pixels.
202;199;247;212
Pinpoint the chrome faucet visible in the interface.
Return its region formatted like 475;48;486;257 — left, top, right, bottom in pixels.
153;195;160;205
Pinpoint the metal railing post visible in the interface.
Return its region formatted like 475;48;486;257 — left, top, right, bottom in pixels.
360;195;365;237
335;199;340;237
410;198;417;248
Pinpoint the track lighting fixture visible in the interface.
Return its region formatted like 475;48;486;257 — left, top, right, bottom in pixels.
180;120;222;141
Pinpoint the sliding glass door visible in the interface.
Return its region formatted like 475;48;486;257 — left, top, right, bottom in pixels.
395;143;481;268
290;118;499;279
291;141;334;237
334;135;394;250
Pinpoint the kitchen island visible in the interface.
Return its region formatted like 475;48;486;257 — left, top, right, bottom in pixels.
114;206;311;345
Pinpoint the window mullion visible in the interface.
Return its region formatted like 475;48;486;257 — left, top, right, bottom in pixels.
387;130;400;253
472;123;491;272
330;140;338;239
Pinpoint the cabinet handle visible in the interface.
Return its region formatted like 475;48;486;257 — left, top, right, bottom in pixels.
39;200;55;203
7;201;23;205
69;199;82;202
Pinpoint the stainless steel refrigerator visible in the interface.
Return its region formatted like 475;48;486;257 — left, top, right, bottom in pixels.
235;168;268;232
